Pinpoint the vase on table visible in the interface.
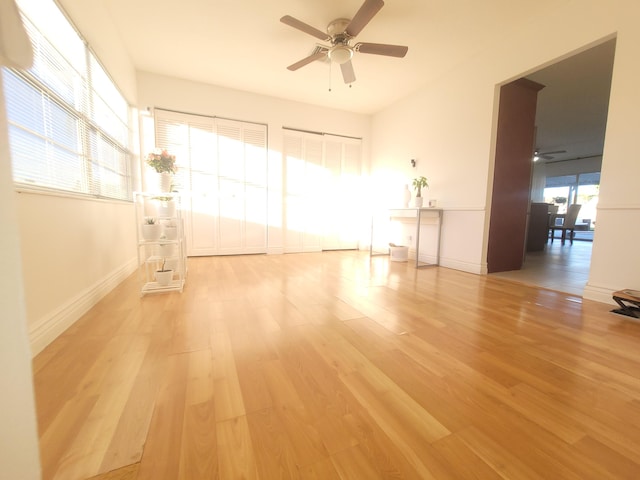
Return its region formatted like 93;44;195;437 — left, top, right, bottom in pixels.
159;172;172;192
403;184;411;208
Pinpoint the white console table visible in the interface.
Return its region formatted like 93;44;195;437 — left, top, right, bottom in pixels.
370;207;443;268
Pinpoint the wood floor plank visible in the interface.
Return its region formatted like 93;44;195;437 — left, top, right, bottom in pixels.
86;463;139;480
34;251;640;479
53;349;147;480
216;416;258;480
136;353;189;480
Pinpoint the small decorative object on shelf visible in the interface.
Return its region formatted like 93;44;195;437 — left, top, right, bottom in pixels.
146;149;177;192
403;184;411;208
134;191;186;295
141;216;161;241
155;196;177;217
412;176;429;208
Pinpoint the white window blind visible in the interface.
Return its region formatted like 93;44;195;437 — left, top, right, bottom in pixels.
2;0;132;200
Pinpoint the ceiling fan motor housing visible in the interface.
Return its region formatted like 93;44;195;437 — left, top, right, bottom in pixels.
327;19;354;64
327;18;351;39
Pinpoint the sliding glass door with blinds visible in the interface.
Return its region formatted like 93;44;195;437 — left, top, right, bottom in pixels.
154;109;267;256
283;129;362;253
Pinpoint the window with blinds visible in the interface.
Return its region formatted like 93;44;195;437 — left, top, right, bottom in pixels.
2;0;132;200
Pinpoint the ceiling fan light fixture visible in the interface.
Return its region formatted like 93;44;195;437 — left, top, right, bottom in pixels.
328;45;353;64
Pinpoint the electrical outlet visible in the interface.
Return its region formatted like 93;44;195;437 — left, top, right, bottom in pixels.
408;235;412;242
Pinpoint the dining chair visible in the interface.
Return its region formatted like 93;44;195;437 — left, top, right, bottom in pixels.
547;204;559;229
550;203;582;245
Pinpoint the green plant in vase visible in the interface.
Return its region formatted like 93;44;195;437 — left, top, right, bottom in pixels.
412;176;429;207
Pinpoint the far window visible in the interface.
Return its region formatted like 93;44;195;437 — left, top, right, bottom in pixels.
2;0;133;200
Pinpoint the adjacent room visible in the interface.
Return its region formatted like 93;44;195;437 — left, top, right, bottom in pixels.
2;0;640;478
491;39;615;295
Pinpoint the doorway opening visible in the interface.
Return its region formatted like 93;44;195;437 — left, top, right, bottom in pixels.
490;38;616;296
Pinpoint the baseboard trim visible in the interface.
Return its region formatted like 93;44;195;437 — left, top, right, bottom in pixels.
439;257;484;275
583;283;617;305
29;258;137;357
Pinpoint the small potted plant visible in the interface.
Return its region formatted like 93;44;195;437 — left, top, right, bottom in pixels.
154;258;173;286
141;216;161;241
412;176;429;207
146;149;177;192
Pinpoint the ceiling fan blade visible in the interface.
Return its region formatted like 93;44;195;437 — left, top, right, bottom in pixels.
341;60;356;84
287;51;327;71
356;42;408;57
346;0;385;37
280;15;330;41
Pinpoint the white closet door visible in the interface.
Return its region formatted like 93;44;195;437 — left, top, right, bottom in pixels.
186;119;219;256
322;137;344;250
283;134;304;250
322;135;362;250
155;110;267;256
243;124;268;252
283;131;325;253
155;113;219;256
338;137;362;249
217;120;244;254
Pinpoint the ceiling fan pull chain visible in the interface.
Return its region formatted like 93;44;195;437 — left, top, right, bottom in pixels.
329;62;332;92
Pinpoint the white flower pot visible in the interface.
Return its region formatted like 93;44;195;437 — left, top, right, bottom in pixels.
414;196;424;208
141;223;161;241
154;269;173;286
157;200;176;218
159;172;172;192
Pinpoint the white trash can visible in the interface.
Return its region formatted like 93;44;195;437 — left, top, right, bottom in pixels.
389;245;409;262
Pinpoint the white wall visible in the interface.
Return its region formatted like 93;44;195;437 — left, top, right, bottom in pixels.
136;72;372;253
371;0;640;301
0;74;41;480
17;192;138;354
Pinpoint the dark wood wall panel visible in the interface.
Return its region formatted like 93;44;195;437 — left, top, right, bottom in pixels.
487;78;544;273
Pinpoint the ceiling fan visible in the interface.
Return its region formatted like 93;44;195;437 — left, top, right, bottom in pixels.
280;0;408;85
533;149;567;161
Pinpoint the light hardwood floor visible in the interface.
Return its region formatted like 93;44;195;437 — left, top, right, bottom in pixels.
34;250;640;479
492;239;592;296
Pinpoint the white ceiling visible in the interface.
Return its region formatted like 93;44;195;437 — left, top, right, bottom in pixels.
64;0;614;162
526;39;615;164
95;0;560;115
